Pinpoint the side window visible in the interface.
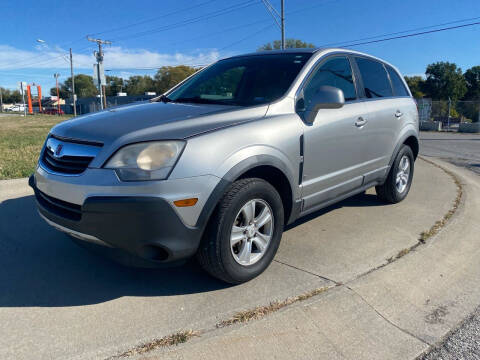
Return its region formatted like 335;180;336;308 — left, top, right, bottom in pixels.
386;66;410;97
355;57;393;98
303;56;357;106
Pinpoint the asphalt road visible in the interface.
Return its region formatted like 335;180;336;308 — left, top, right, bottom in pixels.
420;131;480;175
0;159;456;360
420;131;480;360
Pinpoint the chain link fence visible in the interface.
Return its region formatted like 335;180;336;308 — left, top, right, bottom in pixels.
417;99;480;132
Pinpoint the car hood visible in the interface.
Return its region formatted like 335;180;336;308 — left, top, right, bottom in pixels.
51;101;268;146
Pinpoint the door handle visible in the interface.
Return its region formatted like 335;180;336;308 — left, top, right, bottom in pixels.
355;117;367;127
395;110;403;118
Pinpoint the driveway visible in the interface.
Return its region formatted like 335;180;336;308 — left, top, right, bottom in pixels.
0;159;456;359
419;131;480;359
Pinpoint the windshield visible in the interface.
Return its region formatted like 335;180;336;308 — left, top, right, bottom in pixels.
167;53;312;106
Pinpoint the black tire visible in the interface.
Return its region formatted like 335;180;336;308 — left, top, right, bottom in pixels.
376;144;415;204
197;178;284;284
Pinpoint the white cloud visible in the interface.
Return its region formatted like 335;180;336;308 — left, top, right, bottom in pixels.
0;44;221;70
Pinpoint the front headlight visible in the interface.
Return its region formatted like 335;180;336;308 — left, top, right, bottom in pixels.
105;141;185;181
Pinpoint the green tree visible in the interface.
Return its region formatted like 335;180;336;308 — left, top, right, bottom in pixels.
463;66;480;100
404;76;425;98
423;62;467;101
105;76;125;96
154;65;198;94
50;74;97;98
124;75;156;95
258;38;315;51
0;88;22;103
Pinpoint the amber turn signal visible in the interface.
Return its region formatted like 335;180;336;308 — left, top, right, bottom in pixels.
173;198;198;207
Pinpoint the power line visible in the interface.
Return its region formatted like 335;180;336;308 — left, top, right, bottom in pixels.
89;0;220;37
219;23;276;50
0;2;251;70
31;17;480;73
110;0;261;41
319;16;480;47
166;0;340;48
168;18;269;46
0;45;94;70
0;37;86;69
261;0;281;29
330;21;480;48
1;0;335;70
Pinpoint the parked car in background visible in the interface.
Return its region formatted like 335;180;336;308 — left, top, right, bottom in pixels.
40;108;65;115
30;48;419;284
5;104;25;112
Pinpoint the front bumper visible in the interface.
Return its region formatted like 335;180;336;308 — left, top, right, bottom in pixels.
29;172;224;265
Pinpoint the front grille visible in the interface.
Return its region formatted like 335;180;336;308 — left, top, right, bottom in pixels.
42;147;93;174
36;190;82;221
40;135;102;175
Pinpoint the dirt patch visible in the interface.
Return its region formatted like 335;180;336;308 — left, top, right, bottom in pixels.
108;330;199;359
386;157;463;264
425;305;449;325
217;286;331;328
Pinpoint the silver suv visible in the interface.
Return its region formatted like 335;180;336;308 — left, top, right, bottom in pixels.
30;48;419;284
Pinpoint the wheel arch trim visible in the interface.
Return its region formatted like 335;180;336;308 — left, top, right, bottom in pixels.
388;128;419;169
195;154;299;229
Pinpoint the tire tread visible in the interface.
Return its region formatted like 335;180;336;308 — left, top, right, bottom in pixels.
197;178;271;284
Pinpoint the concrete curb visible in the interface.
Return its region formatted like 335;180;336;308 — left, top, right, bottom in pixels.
0;178;31;198
143;158;480;360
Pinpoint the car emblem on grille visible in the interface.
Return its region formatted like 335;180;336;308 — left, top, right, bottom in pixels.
54;144;63;157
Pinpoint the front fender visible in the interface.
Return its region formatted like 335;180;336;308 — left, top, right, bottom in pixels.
216;145;297;191
194;150;299;229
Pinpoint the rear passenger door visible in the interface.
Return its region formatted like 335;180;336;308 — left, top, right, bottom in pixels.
353;57;398;182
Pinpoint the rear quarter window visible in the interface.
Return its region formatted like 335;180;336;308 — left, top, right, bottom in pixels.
386;66;410;97
355;57;393;98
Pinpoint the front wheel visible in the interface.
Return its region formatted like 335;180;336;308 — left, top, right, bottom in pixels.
376;144;415;203
197;178;284;284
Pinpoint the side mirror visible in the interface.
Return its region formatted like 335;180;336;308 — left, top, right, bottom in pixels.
298;86;345;124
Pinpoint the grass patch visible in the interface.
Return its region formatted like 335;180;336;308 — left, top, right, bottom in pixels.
217;287;330;328
0;114;71;179
417;159;463;244
386;157;463;264
110;330;199;358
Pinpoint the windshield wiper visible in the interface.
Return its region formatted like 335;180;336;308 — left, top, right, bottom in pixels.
172;96;223;105
157;94;172;103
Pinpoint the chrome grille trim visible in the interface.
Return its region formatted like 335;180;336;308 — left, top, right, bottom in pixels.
40;136;103;175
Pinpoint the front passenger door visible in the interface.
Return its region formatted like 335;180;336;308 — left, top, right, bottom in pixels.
300;56;370;211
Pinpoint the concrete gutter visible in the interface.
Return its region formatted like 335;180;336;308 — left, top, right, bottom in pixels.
143;159;480;360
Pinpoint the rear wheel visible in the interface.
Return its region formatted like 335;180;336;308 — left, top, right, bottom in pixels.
197;178;284;284
376;144;414;203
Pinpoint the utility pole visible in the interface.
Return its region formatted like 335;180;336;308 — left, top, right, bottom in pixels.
54;73;61;114
281;0;285;50
69;48;77;117
261;0;285;49
0;87;3;113
446;97;453;132
87;36;111;110
20;82;27;116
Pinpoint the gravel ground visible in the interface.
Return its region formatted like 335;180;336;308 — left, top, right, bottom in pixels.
422;307;480;360
420;131;480;360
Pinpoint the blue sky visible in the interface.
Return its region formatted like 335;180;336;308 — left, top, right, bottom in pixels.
1;0;479;93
